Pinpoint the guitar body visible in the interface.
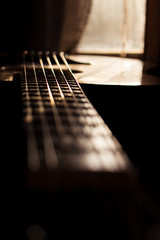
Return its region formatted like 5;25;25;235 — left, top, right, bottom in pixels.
1;52;158;239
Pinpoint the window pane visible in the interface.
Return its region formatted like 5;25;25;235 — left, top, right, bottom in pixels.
77;0;146;54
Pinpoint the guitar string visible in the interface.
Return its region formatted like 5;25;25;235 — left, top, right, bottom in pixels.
30;51;59;169
45;51;81;135
37;51;65;136
59;51;129;171
22;51;40;171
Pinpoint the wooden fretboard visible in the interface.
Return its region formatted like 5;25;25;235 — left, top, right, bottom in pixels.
21;51;133;188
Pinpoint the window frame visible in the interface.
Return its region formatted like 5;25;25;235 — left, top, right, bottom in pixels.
144;0;160;63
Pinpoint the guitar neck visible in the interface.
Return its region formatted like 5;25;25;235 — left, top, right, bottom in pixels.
0;51;134;189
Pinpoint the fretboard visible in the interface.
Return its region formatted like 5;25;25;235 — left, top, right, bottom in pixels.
21;51;132;187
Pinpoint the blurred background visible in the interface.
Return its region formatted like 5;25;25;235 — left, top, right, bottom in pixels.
0;0;146;56
77;0;146;55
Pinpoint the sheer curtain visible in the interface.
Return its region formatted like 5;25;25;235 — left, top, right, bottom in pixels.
77;0;146;55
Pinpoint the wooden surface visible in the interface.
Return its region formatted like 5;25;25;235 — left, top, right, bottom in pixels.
68;54;160;85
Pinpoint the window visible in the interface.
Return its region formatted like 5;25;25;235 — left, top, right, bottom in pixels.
77;0;147;57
